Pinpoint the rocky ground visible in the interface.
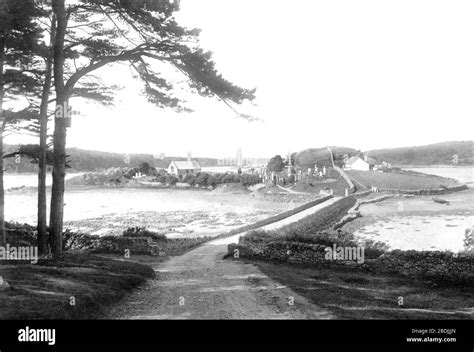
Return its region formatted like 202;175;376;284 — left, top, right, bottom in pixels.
65;209;286;238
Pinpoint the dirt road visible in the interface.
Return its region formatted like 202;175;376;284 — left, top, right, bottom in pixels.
105;199;338;319
105;238;333;319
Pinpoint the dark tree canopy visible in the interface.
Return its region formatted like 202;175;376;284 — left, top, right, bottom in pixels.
57;0;256;113
267;155;285;173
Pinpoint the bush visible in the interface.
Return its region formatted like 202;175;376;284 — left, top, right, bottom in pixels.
241;174;261;187
222;174;235;183
195;173;210;186
122;227;167;241
183;174;197;185
283;230;356;247
241;230;276;245
155;175;167;183
166;175;179;185
5;222;37;247
63;230;99;251
124;168;140;179
207;176;217;187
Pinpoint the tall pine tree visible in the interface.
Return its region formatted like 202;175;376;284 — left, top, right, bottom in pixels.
0;0;42;245
48;0;256;255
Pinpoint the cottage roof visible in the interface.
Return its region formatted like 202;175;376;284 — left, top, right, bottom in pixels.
170;160;201;170
346;156;377;166
345;156;365;166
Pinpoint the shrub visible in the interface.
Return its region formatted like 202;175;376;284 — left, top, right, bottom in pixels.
195;173;210;186
122;227;167;241
63;230;98;251
155;175;167;183
124;168;140;179
241;230;276;245
5;222;37;247
222;174;235;183
183;174;197;185
241;174;261;187
166;175;179;185
207;176;217;187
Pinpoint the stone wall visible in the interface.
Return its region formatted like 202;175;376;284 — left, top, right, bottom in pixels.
332;194;392;230
333;166;356;194
371;250;473;284
228;242;473;285
354;190;372;198
377;184;468;195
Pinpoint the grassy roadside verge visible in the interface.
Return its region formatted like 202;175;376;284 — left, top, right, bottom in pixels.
246;260;473;319
0;252;154;319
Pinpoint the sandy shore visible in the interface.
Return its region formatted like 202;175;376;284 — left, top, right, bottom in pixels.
65;208;284;238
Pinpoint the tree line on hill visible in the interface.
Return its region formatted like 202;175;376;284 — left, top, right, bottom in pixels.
267;142;474;173
366;141;474;166
3;144;218;172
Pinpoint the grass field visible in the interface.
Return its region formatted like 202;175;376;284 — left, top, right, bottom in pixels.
346;170;459;190
250;260;474;319
242;196;357;245
291;177;349;196
0;252;154;319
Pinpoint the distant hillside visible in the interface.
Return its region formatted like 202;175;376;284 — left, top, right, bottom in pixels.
366;141;474;166
294;146;358;168
3;145;218;173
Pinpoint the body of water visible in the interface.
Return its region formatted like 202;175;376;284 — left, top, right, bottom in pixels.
4;185;285;225
3;173;83;190
404;166;474;186
354;214;473;252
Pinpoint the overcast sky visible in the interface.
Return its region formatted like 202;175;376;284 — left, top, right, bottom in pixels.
7;0;474;158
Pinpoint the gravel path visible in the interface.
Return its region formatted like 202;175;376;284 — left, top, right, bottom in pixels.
276;185;307;195
105;198;339;319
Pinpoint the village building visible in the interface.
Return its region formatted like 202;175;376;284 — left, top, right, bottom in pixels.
344;155;377;171
167;160;201;176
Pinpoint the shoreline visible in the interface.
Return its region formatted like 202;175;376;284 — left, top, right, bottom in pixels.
398;164;474;168
342;189;474;252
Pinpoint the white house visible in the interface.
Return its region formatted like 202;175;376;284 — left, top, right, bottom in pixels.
344;155;376;171
167;160;201;176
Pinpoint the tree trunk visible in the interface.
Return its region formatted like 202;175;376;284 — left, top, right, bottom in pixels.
49;0;67;256
49;114;67;255
0;133;4;246
0;38;6;246
37;15;56;256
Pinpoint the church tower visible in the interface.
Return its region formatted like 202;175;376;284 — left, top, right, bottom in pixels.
236;147;243;167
